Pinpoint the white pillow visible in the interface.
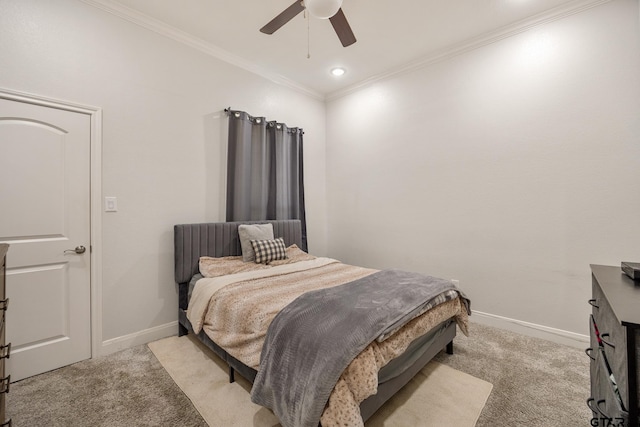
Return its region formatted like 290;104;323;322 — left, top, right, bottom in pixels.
238;223;274;262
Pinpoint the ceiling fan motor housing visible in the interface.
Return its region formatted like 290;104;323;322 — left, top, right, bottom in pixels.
260;0;355;47
304;0;343;19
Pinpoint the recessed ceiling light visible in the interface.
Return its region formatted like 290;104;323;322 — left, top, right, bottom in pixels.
331;67;346;77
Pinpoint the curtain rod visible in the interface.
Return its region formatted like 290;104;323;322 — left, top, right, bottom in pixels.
223;107;304;134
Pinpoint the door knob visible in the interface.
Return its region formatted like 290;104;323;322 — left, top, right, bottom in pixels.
64;246;86;254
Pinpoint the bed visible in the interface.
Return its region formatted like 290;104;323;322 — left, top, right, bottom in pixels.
174;219;469;426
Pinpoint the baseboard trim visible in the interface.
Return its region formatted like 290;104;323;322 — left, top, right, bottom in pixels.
472;311;589;349
99;312;589;357
100;321;178;357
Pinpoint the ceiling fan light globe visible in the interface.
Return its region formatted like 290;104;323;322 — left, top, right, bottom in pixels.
305;0;343;19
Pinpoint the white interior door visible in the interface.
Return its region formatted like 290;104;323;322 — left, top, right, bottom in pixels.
0;96;91;381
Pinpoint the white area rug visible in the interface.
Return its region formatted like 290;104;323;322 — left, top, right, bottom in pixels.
148;334;492;426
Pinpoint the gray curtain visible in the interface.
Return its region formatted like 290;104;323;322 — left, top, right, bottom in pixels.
226;110;308;251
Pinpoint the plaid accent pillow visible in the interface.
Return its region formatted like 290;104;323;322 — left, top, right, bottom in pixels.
250;238;288;264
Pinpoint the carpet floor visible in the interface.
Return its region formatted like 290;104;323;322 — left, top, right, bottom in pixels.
6;344;207;427
434;322;591;427
6;321;590;426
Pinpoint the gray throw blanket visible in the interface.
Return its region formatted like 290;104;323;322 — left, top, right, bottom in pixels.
250;269;470;427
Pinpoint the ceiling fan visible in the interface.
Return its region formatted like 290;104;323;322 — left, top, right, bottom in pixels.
260;0;357;47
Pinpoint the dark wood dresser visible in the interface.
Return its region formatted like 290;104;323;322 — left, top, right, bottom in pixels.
0;244;9;427
588;265;640;427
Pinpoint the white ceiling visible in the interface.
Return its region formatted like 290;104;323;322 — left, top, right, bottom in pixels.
89;0;601;98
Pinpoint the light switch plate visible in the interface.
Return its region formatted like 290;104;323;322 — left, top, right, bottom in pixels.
105;197;118;212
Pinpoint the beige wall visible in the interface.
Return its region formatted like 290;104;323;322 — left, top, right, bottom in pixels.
325;0;640;337
0;0;328;349
1;0;639;352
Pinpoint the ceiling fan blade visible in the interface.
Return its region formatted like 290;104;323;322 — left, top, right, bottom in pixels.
329;8;356;47
260;1;305;35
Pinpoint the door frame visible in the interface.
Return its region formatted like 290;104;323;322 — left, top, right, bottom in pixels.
0;87;103;359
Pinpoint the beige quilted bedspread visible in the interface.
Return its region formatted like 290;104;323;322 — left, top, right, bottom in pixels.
187;256;469;426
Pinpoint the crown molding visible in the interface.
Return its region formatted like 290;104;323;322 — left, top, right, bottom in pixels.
80;0;612;104
326;0;613;101
79;0;325;101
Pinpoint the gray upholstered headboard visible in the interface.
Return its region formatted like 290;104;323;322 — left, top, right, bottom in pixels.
174;219;302;285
